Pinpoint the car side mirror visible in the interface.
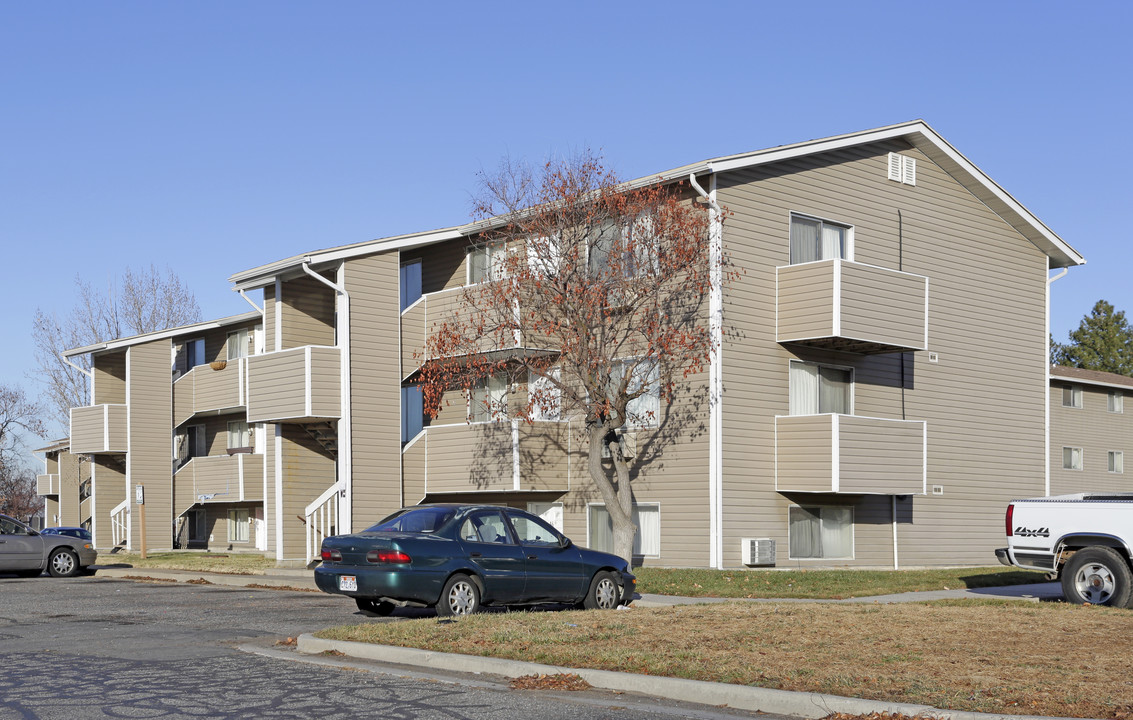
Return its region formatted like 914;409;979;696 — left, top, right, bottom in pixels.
560;537;572;549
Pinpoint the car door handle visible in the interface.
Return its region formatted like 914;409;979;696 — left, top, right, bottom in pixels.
527;555;538;560
469;552;482;558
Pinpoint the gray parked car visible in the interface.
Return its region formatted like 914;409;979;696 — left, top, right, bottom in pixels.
0;514;97;577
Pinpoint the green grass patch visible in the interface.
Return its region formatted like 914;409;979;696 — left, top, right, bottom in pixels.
101;551;275;574
633;566;1048;599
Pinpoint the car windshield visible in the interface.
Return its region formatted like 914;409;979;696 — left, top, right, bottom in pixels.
366;507;456;534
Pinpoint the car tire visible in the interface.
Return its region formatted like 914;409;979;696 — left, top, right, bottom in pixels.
47;548;80;578
1060;547;1133;607
354;598;395;616
583;571;621;610
436;574;480;617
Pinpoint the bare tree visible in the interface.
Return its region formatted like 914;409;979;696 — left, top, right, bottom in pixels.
0;385;46;520
417;152;730;563
32;265;202;426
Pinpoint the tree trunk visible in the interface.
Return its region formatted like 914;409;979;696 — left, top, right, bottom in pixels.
587;424;636;565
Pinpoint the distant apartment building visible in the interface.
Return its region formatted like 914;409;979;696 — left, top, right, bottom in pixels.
36;439;91;531
54;121;1085;568
1050;366;1133;496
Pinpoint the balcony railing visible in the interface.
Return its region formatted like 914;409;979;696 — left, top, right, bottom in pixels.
174;454;264;514
402;420;573;495
775;414;926;495
776;259;928;354
36;474;60;496
173;360;245;427
245;346;341;423
401;287;552;377
70;404;128;454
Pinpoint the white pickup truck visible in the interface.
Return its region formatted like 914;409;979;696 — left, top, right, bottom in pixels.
996;493;1133;607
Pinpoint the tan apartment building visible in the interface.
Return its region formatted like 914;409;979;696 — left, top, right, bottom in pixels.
57;121;1085;568
1050;366;1133;496
36;439;91;531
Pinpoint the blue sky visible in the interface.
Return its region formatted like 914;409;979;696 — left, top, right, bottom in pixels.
2;1;1130;439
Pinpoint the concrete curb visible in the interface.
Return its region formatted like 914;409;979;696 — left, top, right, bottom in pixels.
296;634;1076;720
91;566;318;590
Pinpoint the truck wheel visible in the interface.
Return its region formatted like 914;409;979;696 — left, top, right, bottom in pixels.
1061;547;1133;607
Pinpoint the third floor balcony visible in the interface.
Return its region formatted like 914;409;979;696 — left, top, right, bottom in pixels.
776;259;928;354
173;359;245;427
245;346;341;423
70;404;128;454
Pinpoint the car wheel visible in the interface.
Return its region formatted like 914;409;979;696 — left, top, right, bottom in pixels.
583;571;621;610
354;598;395;616
437;574;480;616
1061;547;1133;607
47;549;80;578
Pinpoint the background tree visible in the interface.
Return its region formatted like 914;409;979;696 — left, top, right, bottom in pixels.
1052;300;1133;376
32;265;202;427
417;152;727;563
0;385;46;520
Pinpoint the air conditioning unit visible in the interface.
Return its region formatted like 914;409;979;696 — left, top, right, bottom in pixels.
742;538;776;567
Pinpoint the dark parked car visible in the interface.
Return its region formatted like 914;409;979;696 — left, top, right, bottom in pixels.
314;504;636;616
0;514;97;577
40;526;93;542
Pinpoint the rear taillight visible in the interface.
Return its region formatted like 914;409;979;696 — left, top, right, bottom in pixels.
367;550;411;564
1005;504;1014;537
321;548;342;562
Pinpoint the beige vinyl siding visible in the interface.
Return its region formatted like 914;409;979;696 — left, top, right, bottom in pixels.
774;415;834;492
837;416;925;495
422;424;515;493
402;239;468;294
264;283;277;351
345;253;403;528
776;263;836;339
179;454;265;505
44;497;60;525
281;274;335;349
70;404;128;454
400;298;425;378
172;362;242;428
93;352;127;404
128;340;174;551
263;423;278;557
1050;381;1133;494
57;451;87;527
838;262;927;350
91;457;125;549
718;137;1049;568
246;346;341;422
279;424;335;560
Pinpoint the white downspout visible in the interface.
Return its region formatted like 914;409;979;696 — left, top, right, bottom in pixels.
1046;265;1069;497
238;289;265;315
301;260;352;534
690;172;724;569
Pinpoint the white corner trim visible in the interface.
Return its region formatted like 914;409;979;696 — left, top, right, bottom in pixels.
831;413;840;493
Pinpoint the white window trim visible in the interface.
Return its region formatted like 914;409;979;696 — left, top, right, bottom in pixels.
1062;446;1084;471
786;504;855;561
1108;450;1124;474
228;508;250;544
585;502;661;559
1108;391;1124;414
1062;385;1083;409
789;212;855;264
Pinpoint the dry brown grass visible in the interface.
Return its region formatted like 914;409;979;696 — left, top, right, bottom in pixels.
316;600;1133;718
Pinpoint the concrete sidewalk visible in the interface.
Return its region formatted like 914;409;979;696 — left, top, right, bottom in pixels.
91;566;1075;719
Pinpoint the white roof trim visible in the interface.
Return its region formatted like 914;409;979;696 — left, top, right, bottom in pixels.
227;120;1084;289
1050;374;1133;392
63;311;262;358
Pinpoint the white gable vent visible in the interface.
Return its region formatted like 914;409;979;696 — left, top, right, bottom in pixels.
741;538;776;566
887;152;916;186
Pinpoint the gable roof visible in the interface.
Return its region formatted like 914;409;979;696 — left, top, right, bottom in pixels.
1051;365;1133;391
63;311;262;358
228;120;1084;291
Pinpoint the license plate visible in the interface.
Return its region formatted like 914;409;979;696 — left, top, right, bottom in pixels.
338;575;358;592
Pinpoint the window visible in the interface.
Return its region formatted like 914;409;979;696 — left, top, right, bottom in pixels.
790;214;851;264
1063;446;1083;471
588;217;657;279
401;385;423;444
458;510;513;545
1109;451;1124;474
183;338;206;372
588;504;660;557
1062;385;1083;408
528;368;561;421
467;242;507;284
400;260;422;312
469;374;508;423
789;361;852;415
227;328;251;360
1109;391;1124;413
527;501;564;532
887;152;917;186
227;421;251;450
612;359;659;427
228;508;250;543
789;506;853;559
507;510;562;547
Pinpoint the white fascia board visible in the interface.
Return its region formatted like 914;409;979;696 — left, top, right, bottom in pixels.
63;311;262;358
1050;374;1133;392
